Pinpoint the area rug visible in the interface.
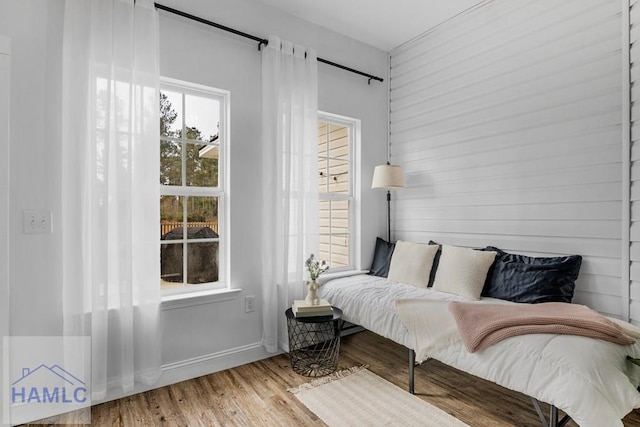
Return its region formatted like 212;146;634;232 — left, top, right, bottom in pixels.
288;366;469;426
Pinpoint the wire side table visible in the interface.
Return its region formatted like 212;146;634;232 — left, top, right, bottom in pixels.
285;307;343;377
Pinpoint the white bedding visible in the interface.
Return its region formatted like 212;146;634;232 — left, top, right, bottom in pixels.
318;274;505;347
319;274;640;427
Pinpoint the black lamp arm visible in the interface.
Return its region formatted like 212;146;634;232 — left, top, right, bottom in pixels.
387;190;391;242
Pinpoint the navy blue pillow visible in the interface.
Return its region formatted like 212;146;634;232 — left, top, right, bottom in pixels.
481;246;582;303
427;240;441;287
368;237;395;277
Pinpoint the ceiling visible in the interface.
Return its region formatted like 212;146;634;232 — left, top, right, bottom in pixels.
253;0;483;51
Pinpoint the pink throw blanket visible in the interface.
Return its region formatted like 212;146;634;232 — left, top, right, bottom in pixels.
449;302;636;353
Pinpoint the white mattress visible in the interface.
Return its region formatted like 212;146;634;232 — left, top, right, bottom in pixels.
318;274;502;347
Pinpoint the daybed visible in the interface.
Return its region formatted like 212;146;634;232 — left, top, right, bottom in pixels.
318;240;640;427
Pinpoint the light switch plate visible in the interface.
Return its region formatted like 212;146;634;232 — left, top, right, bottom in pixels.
245;295;255;313
23;209;52;234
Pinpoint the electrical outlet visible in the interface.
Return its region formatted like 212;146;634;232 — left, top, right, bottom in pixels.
23;209;52;234
245;295;255;313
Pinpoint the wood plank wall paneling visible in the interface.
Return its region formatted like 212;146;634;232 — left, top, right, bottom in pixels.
390;0;625;317
630;0;640;323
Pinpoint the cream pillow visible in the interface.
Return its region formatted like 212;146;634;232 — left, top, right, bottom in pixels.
432;245;497;300
387;240;439;288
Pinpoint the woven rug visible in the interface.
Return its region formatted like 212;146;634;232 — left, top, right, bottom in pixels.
288;366;469;426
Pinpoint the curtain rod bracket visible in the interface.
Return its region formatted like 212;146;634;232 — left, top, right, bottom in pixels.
258;40;268;51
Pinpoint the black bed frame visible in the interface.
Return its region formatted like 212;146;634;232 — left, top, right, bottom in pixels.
406;349;570;427
339;320;570;426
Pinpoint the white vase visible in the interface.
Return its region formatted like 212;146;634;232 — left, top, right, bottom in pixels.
305;279;319;305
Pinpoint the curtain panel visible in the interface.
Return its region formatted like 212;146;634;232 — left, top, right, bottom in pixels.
261;36;319;352
61;0;161;400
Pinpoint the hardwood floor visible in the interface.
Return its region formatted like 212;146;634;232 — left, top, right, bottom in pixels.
25;330;640;426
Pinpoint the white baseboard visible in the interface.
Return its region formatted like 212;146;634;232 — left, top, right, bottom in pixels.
90;343;278;418
156;342;279;389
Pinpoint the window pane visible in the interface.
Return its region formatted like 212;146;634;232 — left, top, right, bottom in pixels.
332;199;349;233
160;195;184;239
186;242;219;284
330;234;349;268
318;199;350;269
185;94;220;142
96;78;108;130
161;242;183;288
186;143;218;187
318;121;328;156
186;196;219;238
319;200;330;235
318;122;350;194
160;140;182;186
318;121;328;193
328;159;349;194
318;158;329;193
114;80;131;133
319;234;331;264
160;90;182;138
328;123;349;160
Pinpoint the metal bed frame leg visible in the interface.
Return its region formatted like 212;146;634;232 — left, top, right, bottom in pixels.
409;349;415;394
550;405;558;426
530;398;569;427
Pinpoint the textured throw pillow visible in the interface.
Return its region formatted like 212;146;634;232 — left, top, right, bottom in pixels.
387;240;439;288
481;246;582;303
368;237;396;277
432;245;497;300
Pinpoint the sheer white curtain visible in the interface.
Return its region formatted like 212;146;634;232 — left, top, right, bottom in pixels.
61;0;161;400
261;36;319;352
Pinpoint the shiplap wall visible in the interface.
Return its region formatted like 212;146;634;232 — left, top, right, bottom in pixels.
390;0;626;317
630;0;640;322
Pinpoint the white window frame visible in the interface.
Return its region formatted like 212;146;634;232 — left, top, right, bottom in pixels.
318;111;361;273
160;77;230;297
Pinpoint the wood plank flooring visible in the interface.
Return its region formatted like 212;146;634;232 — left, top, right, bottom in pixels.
25;330;640;426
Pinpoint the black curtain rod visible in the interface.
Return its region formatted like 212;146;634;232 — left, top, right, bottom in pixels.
154;3;384;85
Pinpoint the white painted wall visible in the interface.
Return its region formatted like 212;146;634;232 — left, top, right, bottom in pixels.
0;0;388;403
0;33;11;427
390;0;627;318
0;0;64;339
156;0;389;367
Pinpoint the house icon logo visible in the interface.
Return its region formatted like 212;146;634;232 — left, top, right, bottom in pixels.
12;364;87;404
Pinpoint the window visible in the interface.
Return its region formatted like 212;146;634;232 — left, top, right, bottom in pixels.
317;112;359;271
159;78;229;293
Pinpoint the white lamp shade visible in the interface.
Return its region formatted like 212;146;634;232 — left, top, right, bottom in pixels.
371;164;404;189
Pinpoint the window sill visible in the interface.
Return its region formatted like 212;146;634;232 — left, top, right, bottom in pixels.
161;288;241;310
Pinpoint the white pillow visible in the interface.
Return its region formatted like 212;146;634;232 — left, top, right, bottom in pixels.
387;240;439;288
432;244;497;300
